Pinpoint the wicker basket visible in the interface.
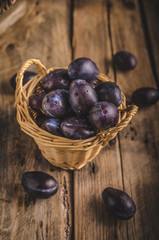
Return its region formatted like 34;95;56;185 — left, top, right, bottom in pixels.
14;59;138;170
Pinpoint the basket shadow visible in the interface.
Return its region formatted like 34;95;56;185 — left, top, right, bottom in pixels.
89;195;119;227
1;80;15;96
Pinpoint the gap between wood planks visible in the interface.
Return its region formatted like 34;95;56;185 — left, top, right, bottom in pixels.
70;0;74;61
138;0;159;88
70;1;74;239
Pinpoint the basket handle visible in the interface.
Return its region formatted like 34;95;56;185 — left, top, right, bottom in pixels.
16;59;47;91
98;104;138;146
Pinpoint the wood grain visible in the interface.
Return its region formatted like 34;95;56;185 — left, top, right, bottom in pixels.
0;1;27;36
0;0;159;239
0;0;73;239
110;0;159;239
73;1;127;239
140;0;159;84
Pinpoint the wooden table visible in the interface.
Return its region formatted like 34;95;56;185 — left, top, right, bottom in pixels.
0;0;159;239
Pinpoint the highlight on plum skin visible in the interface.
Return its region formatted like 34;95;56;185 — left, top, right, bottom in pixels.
42;89;70;118
41;118;62;136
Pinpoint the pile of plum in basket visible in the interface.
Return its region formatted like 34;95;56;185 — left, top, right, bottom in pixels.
26;57;122;140
11;55;159;139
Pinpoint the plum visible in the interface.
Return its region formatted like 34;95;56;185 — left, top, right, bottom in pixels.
22;171;58;199
95;81;122;107
41;69;71;91
68;57;99;82
132;87;159;108
29;92;46;111
114;51;137;71
41;118;62;136
69;79;98;116
89;101;119;130
61;116;95;139
42;89;70;118
102;187;136;220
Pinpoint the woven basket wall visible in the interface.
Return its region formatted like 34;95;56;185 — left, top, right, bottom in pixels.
14;59;138;170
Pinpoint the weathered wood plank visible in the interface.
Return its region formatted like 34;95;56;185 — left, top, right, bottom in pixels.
73;1;127;239
139;0;159;84
1;0;159;239
110;0;159;239
0;1;73;239
0;1;27;36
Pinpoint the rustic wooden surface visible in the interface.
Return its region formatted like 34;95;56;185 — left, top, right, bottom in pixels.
140;0;159;84
0;0;159;239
